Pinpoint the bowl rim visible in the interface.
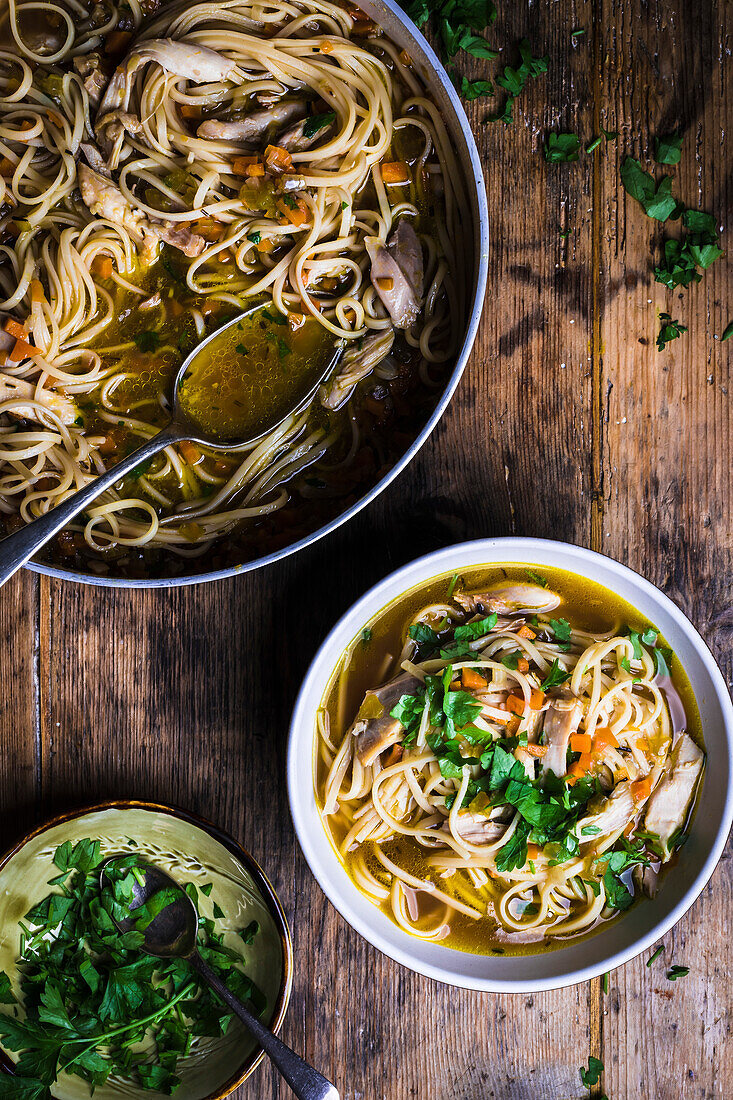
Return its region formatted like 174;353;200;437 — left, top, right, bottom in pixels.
25;0;490;590
0;799;294;1098
287;535;733;993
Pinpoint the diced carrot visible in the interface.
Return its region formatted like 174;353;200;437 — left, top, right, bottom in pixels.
517;624;537;639
517;657;530;673
631;774;653;801
30;278;45;303
91;255;113;279
319;40;334;53
8;336;34;362
636;735;650;751
98;434;120;455
382;743;403;767
256;237;275;253
264;144;293;172
4;318;27;341
179;104;200;119
104;30;132;54
231;155;261;176
381;161;410;185
462;667;487;690
524;743;547;758
526;843;540;859
449;679;461;692
570;732;592;754
567;760;587;783
577;752;594;771
375;276;394;291
594;726;618;750
506;715;521;735
247;162;265;177
529;688;545;710
194;219;224;242
179;440;203;465
287;312;305;331
506;694;525;715
0;157;15;177
276;198;308;227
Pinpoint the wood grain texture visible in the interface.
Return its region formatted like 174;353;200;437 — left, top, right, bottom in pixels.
0;1;730;1098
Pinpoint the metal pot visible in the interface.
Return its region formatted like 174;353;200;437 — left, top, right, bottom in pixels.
30;0;489;588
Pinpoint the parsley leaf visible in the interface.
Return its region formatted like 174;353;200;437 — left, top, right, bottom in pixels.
656;312;687;351
303;112;335;138
456;75;494;100
525;569;549;588
544;132;581;163
495;818;530;872
487;39;548;125
654;131;683;165
667;964;689;981
620;157;680;221
580;1056;604;1088
454;613;497;641
132;330;161;353
540;659;570;690
721;320;733;342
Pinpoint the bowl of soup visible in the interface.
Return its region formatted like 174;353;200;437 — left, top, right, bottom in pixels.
287;538;733;991
1;0;488;586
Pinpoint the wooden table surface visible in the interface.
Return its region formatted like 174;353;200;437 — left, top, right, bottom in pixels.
2;1;731;1098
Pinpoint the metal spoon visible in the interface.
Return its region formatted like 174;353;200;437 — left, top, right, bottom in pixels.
100;857;339;1100
0;308;342;586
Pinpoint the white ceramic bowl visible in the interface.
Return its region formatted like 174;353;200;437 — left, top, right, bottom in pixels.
287;537;733;992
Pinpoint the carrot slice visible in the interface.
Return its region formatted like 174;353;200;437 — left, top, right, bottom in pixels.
381;161;410;184
505;694;525;715
524;744;547;758
517;657;530;673
276;198;308;227
264;145;293;172
91;255;113;278
529;688;545;710
462;667;487;690
517;624;537;639
594;726;618;750
8;336;34;362
4;318;27;341
179;441;202;465
631;774;653;801
570;732;592;754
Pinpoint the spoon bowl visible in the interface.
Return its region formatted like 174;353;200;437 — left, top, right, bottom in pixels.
100;857;198;957
0;307;343;587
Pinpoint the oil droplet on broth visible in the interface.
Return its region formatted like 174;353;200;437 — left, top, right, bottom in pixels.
177;309;335;442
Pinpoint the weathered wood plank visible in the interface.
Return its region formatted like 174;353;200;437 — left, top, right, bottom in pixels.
597;0;732;1098
0;572;38;846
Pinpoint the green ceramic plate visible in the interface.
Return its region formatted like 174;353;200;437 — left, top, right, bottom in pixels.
0;802;293;1100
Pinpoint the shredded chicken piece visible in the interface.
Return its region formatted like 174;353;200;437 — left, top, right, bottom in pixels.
320;329;394;411
366;220;423;329
643;732;704;859
277;114;334;152
583;781;635;837
197;100;306;142
78;165;205;263
73;52;108;108
0;373;78;425
454;582;562;616
540;693;582;779
352;671;421;766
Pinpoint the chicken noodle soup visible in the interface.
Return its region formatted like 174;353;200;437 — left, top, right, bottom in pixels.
316;565;705;954
0;0;467;574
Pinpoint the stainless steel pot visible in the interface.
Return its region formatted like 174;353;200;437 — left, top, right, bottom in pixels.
29;0;489;588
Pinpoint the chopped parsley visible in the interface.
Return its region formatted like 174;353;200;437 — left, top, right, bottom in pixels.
721;320;733;342
487;38;548;124
586;135;602;153
654;131;683;165
666;964;689;981
0;842;264;1097
620;157;680;221
525;569;549;588
544;132;581;163
405;0;497;73
277;337;291;360
303;111;336;139
247;231;261;244
549;617;572;650
580;1056;604;1088
656;312;687;351
455;75;494;101
361;628;372;645
235;343;248;355
540;659;570;690
647;944;664;967
132;330;161;353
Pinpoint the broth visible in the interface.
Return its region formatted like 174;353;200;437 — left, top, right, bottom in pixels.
316;563;704;956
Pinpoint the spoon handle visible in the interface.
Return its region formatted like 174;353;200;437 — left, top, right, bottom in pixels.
0;423;182;587
188;951;339;1100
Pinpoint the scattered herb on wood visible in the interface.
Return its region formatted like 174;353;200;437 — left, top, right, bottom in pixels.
544;132;581;163
656;312;687;351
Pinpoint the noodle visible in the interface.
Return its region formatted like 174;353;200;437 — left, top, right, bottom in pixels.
316;567;706;954
0;0;466;571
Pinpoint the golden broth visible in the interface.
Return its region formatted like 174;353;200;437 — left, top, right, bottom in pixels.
316;562;703;956
177;308;335;442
